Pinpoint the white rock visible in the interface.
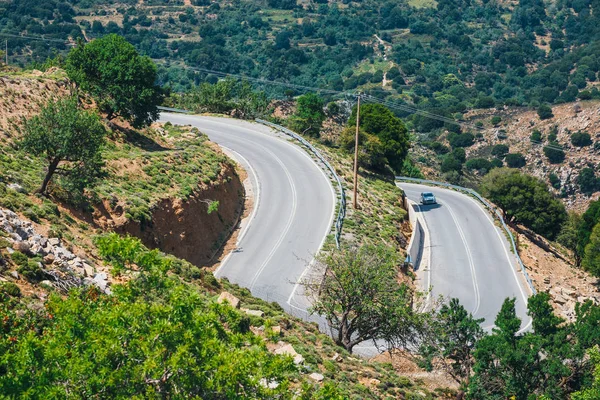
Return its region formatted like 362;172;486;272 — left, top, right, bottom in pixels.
242;308;265;317
274;342;304;365
217;292;240;308
309;373;324;382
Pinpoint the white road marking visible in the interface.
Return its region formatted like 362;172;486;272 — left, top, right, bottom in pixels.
464;196;532;333
440;199;481;316
249;145;298;291
213;146;260;277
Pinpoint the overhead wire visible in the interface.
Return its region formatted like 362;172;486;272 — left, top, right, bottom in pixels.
4;33;576;153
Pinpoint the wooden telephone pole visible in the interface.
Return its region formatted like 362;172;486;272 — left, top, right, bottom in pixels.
353;93;361;209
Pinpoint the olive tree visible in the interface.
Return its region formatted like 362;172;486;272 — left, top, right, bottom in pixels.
302;245;419;353
19;97;106;196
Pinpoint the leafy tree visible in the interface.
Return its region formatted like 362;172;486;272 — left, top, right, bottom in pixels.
571;131;593;147
417;298;484;390
19;97;106;196
66;34;163;128
582;223;600;277
557;212;582;251
530;129;543;143
549;172;561;189
537;104;554;120
577;167;600;195
349;104;410;173
338;127;387;171
441;154;464;174
572;346;600;400
481;168;567;239
491;144;509;158
289;93;326;137
303;245;417;353
543;144;565;164
448;132;475;148
466;158;492;172
0;234;297;398
505;153;526;168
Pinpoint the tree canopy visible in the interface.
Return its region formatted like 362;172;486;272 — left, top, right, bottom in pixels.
303;245;418;353
349;103;410;173
289;92;326;137
19;97;106;196
481;168;566;239
66;34;163;128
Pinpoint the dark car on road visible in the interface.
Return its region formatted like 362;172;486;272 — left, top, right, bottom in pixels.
420;192;437;205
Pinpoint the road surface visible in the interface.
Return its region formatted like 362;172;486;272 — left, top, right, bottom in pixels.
159;114;336;314
399;183;532;332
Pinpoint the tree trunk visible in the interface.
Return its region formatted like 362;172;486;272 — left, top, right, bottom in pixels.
38;158;60;196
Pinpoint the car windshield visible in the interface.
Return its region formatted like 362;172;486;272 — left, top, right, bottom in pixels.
423;193;434;197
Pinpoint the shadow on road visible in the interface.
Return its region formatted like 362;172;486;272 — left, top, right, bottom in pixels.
415;203;442;212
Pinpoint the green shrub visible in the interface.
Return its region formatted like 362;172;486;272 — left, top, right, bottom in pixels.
0;282;21;297
490;116;502;126
17;261;45;283
577;168;600;195
571;131;592;147
9;251;28;268
537;104;554;120
549;173;561;189
491;144;509;158
466;158;492;171
448;132;475;148
544;145;565;164
505;153;526;168
530;129;543;143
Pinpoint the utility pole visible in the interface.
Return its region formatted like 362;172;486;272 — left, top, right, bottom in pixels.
353;93;361;209
4;40;7;66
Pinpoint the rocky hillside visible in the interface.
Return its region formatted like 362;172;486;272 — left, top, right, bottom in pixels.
465;100;600;212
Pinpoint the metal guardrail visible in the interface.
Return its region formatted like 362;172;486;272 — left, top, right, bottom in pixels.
157;106;193;114
256;119;346;249
396;176;537;295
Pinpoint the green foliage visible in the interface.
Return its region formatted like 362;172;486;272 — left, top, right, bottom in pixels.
19;97;106;196
504;153;526;168
556;212;581;251
17;261;46;283
549;173;561;189
582;223;600;277
571;131;593;147
537;104;554;120
66;34;163;128
349;104;410;173
543;145;565;164
530;129;543;143
289;93;326;137
577;168;600;195
448;132;475;148
441;154;464;174
466;158;492;172
417;298;484;386
0;238;297;397
481;168;567;239
490;116;502;126
171;78;269;118
572;346;600;400
305;245;417;353
339;127;387;171
0;282;21;298
468;294;599;399
490;144;509;158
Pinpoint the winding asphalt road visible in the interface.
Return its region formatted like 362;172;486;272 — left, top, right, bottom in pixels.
159;114;336;314
399;183;532;332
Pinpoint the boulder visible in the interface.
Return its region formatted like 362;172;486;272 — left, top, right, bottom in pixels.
9;270;19;280
48;238;60;247
242;308;265;317
13;241;30;254
43;254;55;264
274;342;304;365
7;183;25;193
217;292;240;308
331;353;342;362
83;263;94;277
40;280;54;288
309;373;324;382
